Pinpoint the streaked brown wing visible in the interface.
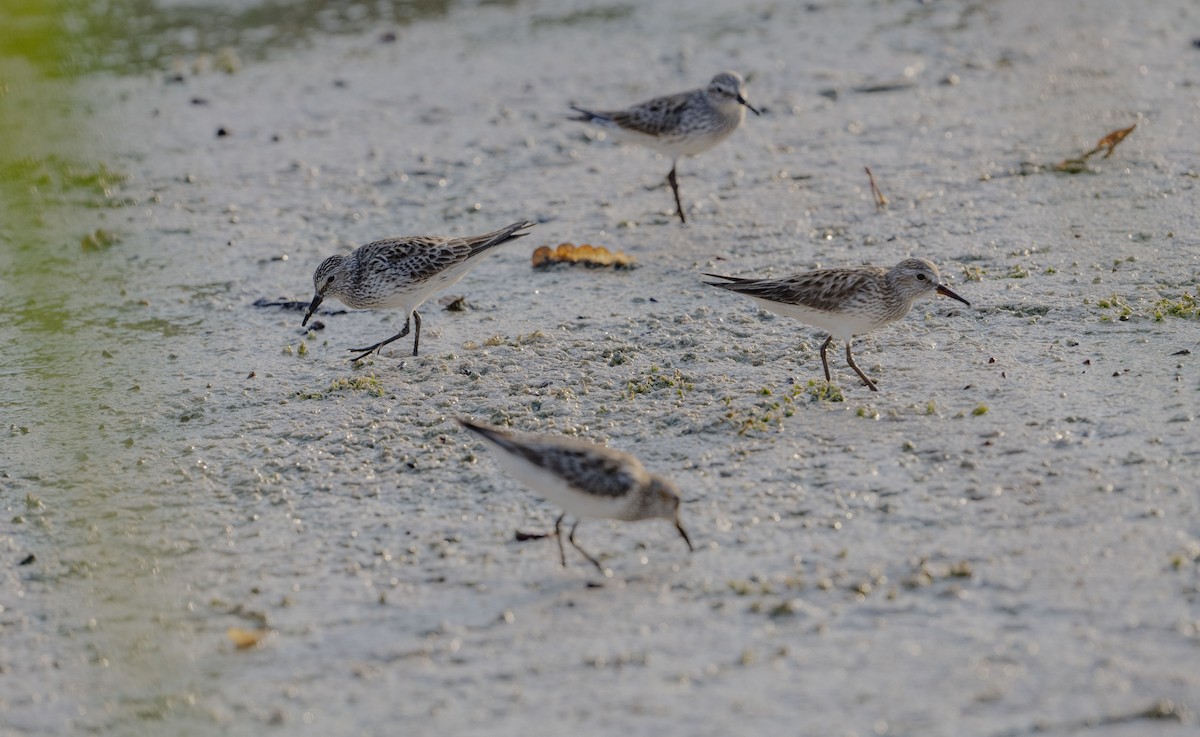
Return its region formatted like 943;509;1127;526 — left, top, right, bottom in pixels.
610;92;693;136
712;268;883;312
358;237;468;284
460;420;642;499
513;443;641;498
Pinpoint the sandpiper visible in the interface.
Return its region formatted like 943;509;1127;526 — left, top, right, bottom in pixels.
457;419;693;573
303;220;535;361
569;71;760;224
705;258;970;391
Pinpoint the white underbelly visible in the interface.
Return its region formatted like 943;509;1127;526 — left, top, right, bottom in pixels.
488;450;634;520
350;259;482;312
603;125;734;159
747;296;882;341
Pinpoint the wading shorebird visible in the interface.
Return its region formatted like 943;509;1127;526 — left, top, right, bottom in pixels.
569;71;760;224
705;258;971;391
303;220;535;362
458;419;694;573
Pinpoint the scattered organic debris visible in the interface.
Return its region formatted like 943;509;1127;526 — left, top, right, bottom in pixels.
807;380;845;403
532;243;635;269
1053;124;1136;173
1084;290;1200;323
1084;124;1137;159
626;366;693;399
723;381;842;435
961;265;985;282
989;700;1188;737
440;295;468;311
1152;292;1199;321
1092;295;1133;322
864;166;888;211
1005;124;1138;176
226;627;270;650
252;297;346;317
851;81;915;95
254;298;311;311
81;228;120;252
296;374;386;399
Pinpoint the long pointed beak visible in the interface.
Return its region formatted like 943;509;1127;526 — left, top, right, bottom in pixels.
302;294;323;326
936;283;971;307
738;95;761;116
675;519;694;552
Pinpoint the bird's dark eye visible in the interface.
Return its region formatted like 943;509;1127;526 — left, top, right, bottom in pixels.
325;276;335;286
916;273;927;281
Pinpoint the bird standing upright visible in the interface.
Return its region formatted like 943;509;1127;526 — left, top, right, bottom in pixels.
705;258;971;391
569;71;760;224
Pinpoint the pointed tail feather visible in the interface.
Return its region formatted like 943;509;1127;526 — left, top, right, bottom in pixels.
458;418;518;451
469;220;537;257
702;272;757;288
568;105;612;124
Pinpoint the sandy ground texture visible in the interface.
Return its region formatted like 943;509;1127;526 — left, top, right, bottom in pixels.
4;0;1200;735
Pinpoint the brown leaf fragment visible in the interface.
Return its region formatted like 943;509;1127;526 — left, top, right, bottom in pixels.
1082;124;1136;160
1097;124;1136;158
531;245;553;267
1053;158;1090;173
227;627;270;649
531;242;636;270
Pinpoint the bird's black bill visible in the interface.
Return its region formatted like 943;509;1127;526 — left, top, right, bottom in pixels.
301;294;323;326
738;95;761;116
676;520;695;552
936;284;971;307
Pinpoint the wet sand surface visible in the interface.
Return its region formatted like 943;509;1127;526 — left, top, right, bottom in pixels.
3;1;1199;735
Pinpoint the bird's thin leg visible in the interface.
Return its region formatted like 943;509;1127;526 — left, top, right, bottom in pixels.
667;160;686;224
845;341;879;392
819;335;834;382
555;513;568;567
410;311;422;356
348;317;411;362
675;520;694;552
568;520;604;572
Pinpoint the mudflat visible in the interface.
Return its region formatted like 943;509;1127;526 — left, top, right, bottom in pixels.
3;1;1198;735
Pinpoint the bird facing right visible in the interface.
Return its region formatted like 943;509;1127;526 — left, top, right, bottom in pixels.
569;71;760;224
457;419;693;573
705;258;971;391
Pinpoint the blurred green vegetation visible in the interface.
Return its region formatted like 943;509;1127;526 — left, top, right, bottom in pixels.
1;0;469;77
